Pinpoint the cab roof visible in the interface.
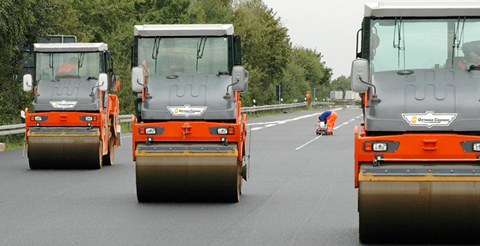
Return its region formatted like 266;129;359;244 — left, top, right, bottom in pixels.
134;24;234;37
365;2;480;17
34;43;108;52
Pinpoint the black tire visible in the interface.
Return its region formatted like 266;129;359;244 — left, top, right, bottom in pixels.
102;129;115;166
29;161;42;170
91;140;103;169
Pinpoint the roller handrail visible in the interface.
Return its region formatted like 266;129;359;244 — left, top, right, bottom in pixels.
0;102;331;136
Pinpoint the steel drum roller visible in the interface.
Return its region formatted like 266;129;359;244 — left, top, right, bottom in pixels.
27;127;102;169
135;143;241;202
358;165;480;244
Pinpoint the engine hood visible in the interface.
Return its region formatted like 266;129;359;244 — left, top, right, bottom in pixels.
365;69;480;132
32;77;101;112
141;74;236;121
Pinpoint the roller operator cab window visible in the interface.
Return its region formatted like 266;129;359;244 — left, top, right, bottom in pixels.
35;52;105;82
137;37;229;76
369;18;480;73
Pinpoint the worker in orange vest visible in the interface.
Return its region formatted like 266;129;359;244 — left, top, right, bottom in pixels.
58;57;78;74
319;110;338;135
459;41;480;70
139;59;149;76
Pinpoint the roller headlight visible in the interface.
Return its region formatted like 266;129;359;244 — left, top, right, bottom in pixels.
30;115;48;121
373;142;388;152
145;128;156;134
473;143;480;152
217;128;228;135
209;126;235;135
80;116;98;122
138;126;164;135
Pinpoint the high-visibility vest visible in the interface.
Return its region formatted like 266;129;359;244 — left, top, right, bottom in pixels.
58;63;75;73
139;60;149;76
458;60;480;70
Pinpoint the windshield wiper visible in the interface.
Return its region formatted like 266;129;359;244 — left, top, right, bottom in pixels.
451;17;465;67
393;18;405;69
152;37;161;74
196;37;207;73
77;53;84;75
49;53;54;76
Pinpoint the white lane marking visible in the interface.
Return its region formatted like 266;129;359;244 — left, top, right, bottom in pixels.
295;114;362;151
246;107;344;129
119;110;359;139
247;113;318;126
295;135;323;150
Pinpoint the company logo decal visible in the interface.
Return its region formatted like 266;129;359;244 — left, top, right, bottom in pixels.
167;105;207;117
402;111;457;128
50;101;78;109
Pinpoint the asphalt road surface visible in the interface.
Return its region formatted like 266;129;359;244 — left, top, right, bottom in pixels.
0;106;365;246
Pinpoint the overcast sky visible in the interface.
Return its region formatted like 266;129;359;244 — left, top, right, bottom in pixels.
261;0;465;80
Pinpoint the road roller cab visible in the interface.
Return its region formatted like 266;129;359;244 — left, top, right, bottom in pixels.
23;43;121;169
131;24;249;202
352;2;480;243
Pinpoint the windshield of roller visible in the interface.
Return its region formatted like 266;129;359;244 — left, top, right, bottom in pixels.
370;18;480;72
35;52;105;81
137;37;229;76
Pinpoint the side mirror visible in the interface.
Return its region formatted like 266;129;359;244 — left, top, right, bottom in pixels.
98;73;108;91
131;67;145;93
232;66;247;92
99;73;109;91
351;59;370;93
23;74;33;92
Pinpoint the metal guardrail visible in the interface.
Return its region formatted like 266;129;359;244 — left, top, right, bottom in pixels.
241;102;307;113
0;115;134;137
0;124;26;136
0;102;332;137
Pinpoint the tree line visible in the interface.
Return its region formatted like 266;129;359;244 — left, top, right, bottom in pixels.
0;0;333;125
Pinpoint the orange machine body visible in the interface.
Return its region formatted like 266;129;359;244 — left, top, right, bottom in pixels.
25;93;120;155
132;92;246;162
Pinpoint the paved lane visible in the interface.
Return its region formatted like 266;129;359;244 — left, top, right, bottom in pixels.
0;106;364;245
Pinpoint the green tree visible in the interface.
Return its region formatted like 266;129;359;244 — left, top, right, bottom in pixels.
233;0;291;106
135;0;190;24
280;61;309;103
330;75;350;95
0;0;61;124
280;46;332;103
292;46;331;88
188;0;233;23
